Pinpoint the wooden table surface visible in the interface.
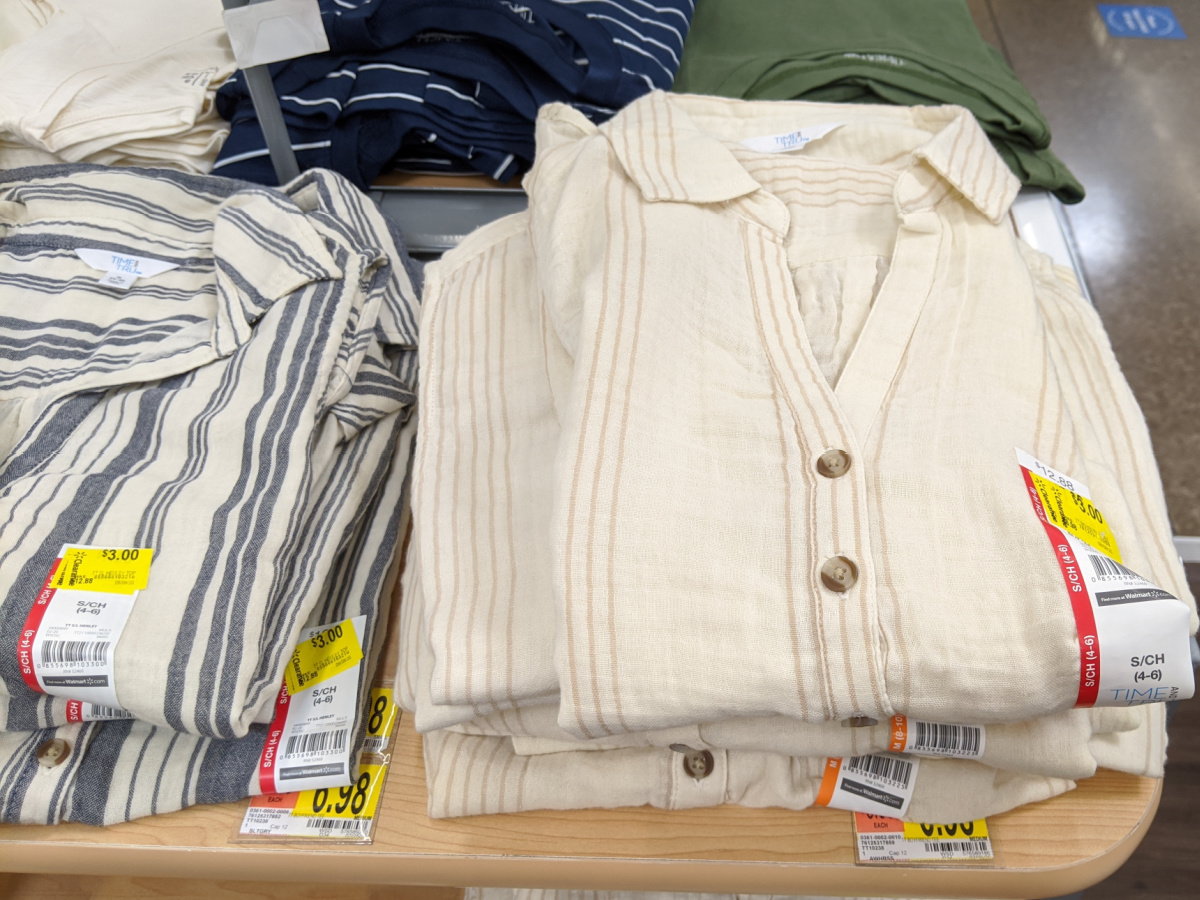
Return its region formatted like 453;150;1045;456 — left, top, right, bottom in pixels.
0;713;1160;900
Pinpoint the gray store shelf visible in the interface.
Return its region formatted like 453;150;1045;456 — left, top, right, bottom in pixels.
370;185;528;258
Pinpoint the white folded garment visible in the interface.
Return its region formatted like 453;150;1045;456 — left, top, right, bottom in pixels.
0;0;234;173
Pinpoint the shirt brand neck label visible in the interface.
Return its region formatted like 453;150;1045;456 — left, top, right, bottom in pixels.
18;545;153;712
1016;448;1194;707
814;753;919;817
75;249;180;291
739;123;843;154
259;615;366;795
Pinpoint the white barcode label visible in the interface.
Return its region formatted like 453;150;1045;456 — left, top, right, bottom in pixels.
844;754;914;789
889;715;986;760
1017;449;1194;708
20;545;153;709
66;699;135;722
923;840;989;854
239;808;373;840
816;753;919;817
259;616;365;794
855;813;994;863
40;640;109;666
284;728;348;759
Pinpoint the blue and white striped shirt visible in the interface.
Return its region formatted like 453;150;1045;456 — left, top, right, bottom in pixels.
212;0;694;186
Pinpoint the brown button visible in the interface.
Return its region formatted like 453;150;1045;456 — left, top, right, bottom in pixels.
36;738;70;768
820;556;858;592
841;716;880;728
816;449;851;478
670;744;715;780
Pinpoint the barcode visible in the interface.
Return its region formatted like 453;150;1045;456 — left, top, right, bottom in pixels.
88;705;133;719
303;817;367;832
923;840;990;854
1088;553;1140;580
284;728;347;758
39;640;109;666
845;754;913;788
911;722;981;757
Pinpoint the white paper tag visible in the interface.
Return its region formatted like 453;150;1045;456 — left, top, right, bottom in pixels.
816;753;919;817
740;123;843;154
888;715;985;760
1017;449;1194;707
258;616;365;794
19;545;154;709
75;249;179;290
223;0;330;69
66;700;134;722
855;813;993;863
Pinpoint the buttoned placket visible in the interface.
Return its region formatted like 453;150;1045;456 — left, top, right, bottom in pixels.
724;155;952;727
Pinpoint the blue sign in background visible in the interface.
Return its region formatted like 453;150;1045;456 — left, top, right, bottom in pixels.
1097;5;1187;39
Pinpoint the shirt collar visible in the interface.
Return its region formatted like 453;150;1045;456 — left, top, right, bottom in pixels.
601;92;1020;223
212;178;342;329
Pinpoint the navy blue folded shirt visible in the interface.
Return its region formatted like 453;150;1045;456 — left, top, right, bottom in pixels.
214;0;693;187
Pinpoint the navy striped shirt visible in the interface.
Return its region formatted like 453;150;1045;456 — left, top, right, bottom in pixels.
213;0;694;186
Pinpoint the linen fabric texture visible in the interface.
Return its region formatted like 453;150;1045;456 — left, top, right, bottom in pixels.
400;537;1169;821
403;92;1192;819
0;0;234;173
672;0;1084;203
212;0;693;187
0;164;419;739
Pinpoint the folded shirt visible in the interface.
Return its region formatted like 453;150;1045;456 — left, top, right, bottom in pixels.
0;164;419;738
672;0;1084;202
419;704;1165;821
0;0;235;173
212;0;693;186
398;536;1153;784
0;411;416;825
412;93;1195;739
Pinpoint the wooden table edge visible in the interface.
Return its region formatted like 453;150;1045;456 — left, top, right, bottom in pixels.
0;776;1159;899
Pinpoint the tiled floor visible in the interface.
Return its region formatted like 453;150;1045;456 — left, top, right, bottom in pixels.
977;0;1200;538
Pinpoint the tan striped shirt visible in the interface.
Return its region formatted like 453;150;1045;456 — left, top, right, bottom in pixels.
413;92;1195;742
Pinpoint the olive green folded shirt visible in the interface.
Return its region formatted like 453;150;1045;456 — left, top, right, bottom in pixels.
673;0;1084;202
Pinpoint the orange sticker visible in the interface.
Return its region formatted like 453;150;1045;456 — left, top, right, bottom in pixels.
814;757;841;807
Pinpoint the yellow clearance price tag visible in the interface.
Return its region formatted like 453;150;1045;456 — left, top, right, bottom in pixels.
902;819;988;840
52;546;153;594
291;763;386;820
363;688;398;753
285;618;363;695
1026;471;1122;562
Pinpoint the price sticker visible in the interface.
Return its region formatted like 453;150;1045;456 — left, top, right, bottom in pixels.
284;618;363;695
18;544;154;708
240;763;387;840
50;546;153;595
363;687;398;754
855;813;993;863
1023;464;1121;560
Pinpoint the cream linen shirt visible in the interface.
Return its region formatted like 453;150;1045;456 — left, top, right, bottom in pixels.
400;541;1168;821
399;537;1158;782
413;92;1195;739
